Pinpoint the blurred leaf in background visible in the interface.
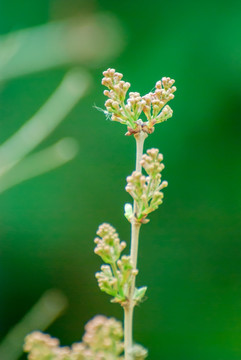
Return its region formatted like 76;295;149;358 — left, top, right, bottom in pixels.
0;12;124;81
0;2;125;358
0;290;67;360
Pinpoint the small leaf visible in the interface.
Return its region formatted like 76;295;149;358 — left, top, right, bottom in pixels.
129;344;148;360
133;286;147;303
124;203;133;221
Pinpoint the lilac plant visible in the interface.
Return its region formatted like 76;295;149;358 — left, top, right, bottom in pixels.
24;69;176;360
96;69;176;360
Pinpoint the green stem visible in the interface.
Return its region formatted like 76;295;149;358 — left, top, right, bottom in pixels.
121;101;135;128
111;261;119;278
111;262;125;299
124;131;147;360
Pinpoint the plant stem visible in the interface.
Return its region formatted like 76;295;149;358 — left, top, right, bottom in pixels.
124;131;147;360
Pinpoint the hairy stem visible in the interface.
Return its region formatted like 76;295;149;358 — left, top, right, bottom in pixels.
124;131;147;360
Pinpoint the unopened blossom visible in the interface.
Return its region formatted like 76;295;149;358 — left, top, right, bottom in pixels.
125;148;168;223
101;68;176;135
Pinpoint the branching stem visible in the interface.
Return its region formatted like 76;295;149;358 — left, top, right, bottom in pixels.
124;131;147;360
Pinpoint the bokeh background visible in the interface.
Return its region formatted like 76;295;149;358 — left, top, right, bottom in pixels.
0;0;241;359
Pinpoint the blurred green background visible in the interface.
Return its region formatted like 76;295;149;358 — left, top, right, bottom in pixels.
0;0;241;359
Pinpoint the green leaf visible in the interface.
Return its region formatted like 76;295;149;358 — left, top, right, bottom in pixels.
133;286;147;303
124;203;133;221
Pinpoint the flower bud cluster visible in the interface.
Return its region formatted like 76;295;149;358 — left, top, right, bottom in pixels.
142;77;176;128
94;223;138;305
141;148;167;178
24;331;71;360
102;68;176;135
94;223;126;264
125;148;168;223
94;223;146;306
82;315;123;358
102;68;133;128
24;316;124;360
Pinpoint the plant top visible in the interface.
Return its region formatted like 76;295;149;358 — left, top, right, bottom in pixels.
102;68;176;135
